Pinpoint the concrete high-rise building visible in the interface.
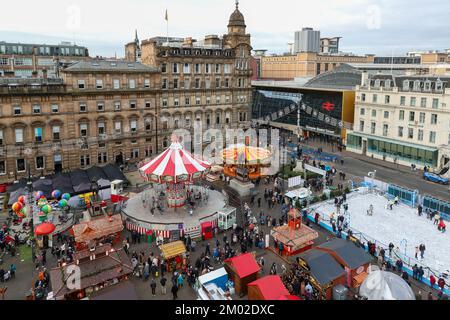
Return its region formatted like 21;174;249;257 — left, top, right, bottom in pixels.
294;28;321;53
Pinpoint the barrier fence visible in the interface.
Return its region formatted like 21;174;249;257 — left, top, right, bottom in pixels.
307;188;449;295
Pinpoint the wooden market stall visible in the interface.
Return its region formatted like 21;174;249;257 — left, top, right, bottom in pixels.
297;249;347;300
71;214;124;250
224;253;260;296
159;240;187;272
272;208;318;256
248;275;290;300
316;238;372;288
48;244;133;300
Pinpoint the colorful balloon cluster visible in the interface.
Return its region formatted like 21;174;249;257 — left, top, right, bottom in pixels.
12;189;72;222
12;197;27;218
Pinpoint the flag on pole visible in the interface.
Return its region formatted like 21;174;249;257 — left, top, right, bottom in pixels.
165;9;168;21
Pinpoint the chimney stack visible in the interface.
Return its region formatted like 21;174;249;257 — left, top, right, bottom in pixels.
183;37;193;47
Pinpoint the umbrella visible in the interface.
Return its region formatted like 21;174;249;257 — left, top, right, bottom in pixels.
35;222;56;236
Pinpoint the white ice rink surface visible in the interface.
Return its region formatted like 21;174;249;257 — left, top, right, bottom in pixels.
310;190;450;274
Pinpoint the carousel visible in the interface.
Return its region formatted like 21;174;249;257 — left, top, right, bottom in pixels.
222;144;272;180
139;136;211;208
122;136;231;242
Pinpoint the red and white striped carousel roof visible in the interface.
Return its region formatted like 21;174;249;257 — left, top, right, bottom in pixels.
139;139;210;183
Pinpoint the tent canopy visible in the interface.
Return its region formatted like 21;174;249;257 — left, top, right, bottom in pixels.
317;238;372;270
33;177;53;198
102;164;128;184
70;169;92;194
52;173;75;194
248;275;289;300
86;166;109;183
159;241;187;260
224;253;260;279
300;249;346;286
6;178;28;193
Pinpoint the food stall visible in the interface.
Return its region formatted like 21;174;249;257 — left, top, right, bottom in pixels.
159;240;187;272
316;238;372;288
71;214;124;250
248;275;290;300
201;221;214;240
297;249;347;300
224;253;260;296
218;207;237;231
196;268;232;300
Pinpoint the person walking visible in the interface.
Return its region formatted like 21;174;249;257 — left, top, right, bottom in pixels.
160;276;167;295
430;274;436;288
171;283;179;300
177;273;184;288
419;244;426;259
150;278;157;296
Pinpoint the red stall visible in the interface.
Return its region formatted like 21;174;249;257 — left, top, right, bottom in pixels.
201;221;213;241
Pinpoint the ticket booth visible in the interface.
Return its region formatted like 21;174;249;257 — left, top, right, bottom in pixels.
111;180;124;203
218;207;237;231
201;221;213;241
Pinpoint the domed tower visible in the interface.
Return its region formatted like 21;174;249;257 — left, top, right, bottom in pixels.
228;0;246;35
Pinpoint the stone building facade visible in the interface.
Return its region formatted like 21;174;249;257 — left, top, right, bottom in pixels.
0;2;253;183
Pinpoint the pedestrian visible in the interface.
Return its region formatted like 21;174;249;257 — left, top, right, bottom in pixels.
150;278;157;296
205;242;211;256
438;277;446;291
415;246;419;260
418;266;424;282
305;282;313;300
171;283;179;300
177;273;184;288
418;205;423;217
419;244;426;259
160;276;167;295
430;274;436;288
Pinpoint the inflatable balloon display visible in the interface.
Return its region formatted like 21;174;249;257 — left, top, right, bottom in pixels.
58;199;68;208
34;191;44;201
41;204;52;214
38;212;47;222
12;202;23;212
18;195;26;204
62;193;71;201
52;190;62;199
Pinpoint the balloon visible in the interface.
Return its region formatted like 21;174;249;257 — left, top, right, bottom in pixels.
41;204;52;214
18;195;26;204
52;190;62;199
12;202;23;213
16;211;26;218
58;199;68;208
62;193;71;201
21;207;27;215
38;199;47;208
34;191;44;201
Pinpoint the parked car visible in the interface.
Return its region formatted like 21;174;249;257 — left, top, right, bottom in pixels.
423;172;449;185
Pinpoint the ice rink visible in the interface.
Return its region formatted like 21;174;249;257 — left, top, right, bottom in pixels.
310;189;450;274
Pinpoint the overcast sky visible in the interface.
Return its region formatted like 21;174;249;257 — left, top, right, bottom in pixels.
1;0;449;57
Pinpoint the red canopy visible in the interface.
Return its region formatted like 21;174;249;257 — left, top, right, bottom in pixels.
225;253;260;279
139;136;210;183
248;275;290;300
35;222;56;236
279;295;302;300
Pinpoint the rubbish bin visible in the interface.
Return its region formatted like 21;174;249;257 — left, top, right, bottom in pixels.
333;284;348;300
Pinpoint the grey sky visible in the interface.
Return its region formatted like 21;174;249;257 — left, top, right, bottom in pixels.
0;0;449;57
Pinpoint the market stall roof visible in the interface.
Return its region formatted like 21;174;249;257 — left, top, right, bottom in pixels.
139;136;210;183
248;275;289;300
70;169;92;194
101;164;128;184
317;238;372;270
33;177;53;198
6;178;27;193
279;295;302;300
52;173;75;194
86;166;110;183
8;187;27;205
72;214;123;244
224;253;260;279
299;249;346;286
49;245;133;300
159;241;187;260
272;223;318;249
90;280;138;300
